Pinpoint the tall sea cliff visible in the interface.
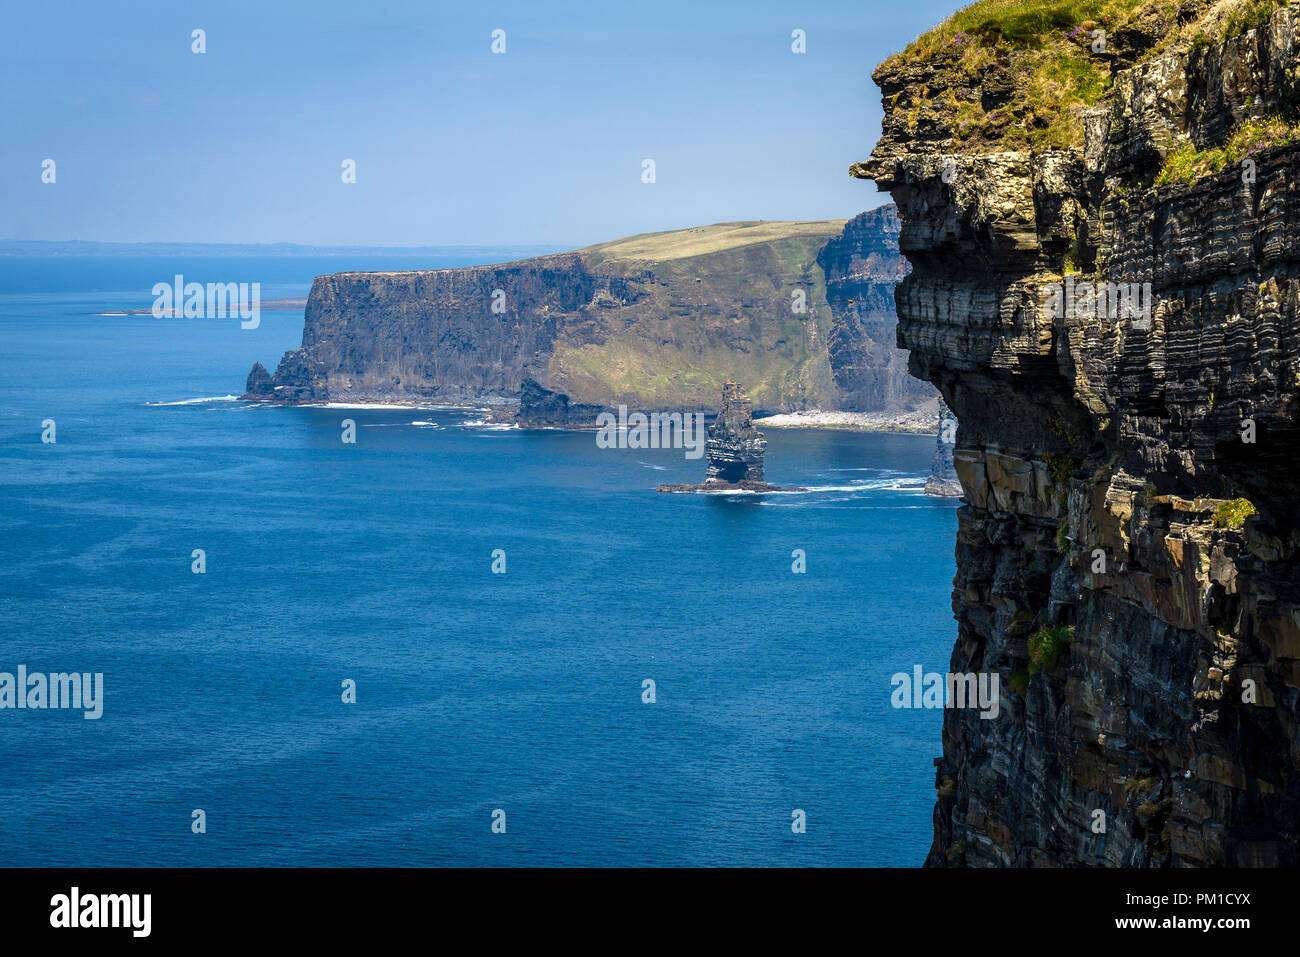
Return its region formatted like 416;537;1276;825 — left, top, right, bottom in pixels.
858;0;1300;866
244;211;933;415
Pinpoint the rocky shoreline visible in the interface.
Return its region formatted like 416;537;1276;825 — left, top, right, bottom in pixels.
656;479;805;494
754;400;938;434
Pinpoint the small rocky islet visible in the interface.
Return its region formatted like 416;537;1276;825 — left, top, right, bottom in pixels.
655;383;805;494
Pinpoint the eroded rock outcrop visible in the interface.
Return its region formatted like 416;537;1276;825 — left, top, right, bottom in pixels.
859;0;1300;866
515;377;609;429
657;383;803;492
925;400;962;497
706;383;767;483
242;361;273;400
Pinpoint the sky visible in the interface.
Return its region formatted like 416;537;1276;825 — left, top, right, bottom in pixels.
2;0;961;247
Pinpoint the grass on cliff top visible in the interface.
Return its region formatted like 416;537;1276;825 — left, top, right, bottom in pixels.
885;0;1152;150
579;220;846;266
883;0;1215;150
898;0;1145;60
885;0;1296;153
552;230;839;410
1190;0;1291;50
1155;114;1300;185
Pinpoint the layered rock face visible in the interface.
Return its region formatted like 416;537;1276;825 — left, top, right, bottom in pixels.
244;255;591;404
705;382;767;483
657;382;803;492
925;400;962;497
859;1;1300;866
243;217;936;415
817;206;933;412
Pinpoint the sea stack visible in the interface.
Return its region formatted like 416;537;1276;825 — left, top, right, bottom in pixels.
924;400;961;497
706;382;766;483
241;361;274;400
657;382;802;493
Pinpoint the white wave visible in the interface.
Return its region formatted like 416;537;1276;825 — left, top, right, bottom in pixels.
146;395;240;406
759;502;936;508
824;467;908;474
460;420;517;430
673;476;929;498
796;484;874;493
794;479;926;493
319;402;437;410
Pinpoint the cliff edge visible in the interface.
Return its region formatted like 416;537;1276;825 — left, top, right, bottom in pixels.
859;0;1300;866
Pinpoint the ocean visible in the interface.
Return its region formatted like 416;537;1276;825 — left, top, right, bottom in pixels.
0;255;958;866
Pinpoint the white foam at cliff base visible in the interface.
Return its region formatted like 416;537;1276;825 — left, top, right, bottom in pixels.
146;395;239;406
319;402;437;410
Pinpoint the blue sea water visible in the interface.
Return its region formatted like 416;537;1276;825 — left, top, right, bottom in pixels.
0;256;958;867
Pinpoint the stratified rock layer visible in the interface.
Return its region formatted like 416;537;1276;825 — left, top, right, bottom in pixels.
860;3;1300;866
818;206;933;412
658;383;802;493
705;382;767;483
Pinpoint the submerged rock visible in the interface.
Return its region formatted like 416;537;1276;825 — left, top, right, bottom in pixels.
657;383;803;493
924;400;961;497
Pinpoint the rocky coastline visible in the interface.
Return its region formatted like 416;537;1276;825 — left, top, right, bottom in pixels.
238;214;937;417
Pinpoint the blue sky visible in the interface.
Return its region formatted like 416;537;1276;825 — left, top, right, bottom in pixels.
2;0;959;246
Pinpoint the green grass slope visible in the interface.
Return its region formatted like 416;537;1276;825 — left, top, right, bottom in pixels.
547;220;850;411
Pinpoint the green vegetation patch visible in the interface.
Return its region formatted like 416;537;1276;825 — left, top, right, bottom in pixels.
1123;775;1160;795
899;0;1145;59
884;0;1295;154
1028;625;1074;673
1213;498;1256;529
555;227;844;410
1155;115;1300;186
885;0;1156;150
580;220;846;266
1220;0;1288;40
1055;519;1071;553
